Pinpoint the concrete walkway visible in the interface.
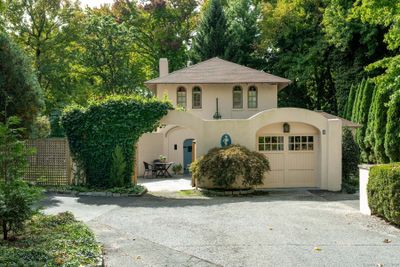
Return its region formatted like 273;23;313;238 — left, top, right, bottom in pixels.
138;176;193;192
42;190;400;267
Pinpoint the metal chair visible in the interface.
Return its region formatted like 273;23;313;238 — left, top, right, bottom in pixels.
143;162;156;178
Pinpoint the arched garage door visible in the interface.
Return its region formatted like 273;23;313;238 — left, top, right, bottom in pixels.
256;122;320;188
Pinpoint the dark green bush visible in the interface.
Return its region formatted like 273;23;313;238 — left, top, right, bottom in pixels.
368;164;400;226
0;117;43;240
62;95;172;188
190;145;270;189
342;127;360;193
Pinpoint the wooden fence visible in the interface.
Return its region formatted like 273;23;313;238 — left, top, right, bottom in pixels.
24;138;72;186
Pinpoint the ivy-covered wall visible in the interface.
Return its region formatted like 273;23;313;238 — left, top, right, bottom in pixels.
61;95;172;187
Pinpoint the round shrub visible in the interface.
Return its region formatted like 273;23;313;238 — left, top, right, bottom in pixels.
190;145;270;189
61;95;172;188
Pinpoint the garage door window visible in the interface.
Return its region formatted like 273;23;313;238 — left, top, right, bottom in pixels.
258;136;284;151
289;136;314;151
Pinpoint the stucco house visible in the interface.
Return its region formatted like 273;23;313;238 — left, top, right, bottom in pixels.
138;57;358;191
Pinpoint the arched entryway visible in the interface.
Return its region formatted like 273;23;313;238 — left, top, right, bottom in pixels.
256;122;321;188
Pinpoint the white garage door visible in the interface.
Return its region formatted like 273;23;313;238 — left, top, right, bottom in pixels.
258;135;318;188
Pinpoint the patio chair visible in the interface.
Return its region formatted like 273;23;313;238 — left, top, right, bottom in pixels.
143;162;157;178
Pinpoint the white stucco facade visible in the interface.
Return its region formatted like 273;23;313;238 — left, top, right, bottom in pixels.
138;108;342;191
138;57;347;191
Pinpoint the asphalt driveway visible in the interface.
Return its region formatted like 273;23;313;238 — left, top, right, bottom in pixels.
43;190;400;267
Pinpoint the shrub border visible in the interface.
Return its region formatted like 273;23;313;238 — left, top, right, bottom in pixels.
44;187;147;197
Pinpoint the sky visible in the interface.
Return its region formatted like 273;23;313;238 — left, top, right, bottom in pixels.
79;0;115;8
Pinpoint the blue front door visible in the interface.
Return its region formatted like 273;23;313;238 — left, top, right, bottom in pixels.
183;139;194;174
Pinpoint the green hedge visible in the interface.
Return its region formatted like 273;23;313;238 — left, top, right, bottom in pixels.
190;145;270;189
62;95;172;187
367;164;400;226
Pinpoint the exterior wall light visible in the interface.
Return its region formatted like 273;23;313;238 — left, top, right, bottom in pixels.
283;122;290;133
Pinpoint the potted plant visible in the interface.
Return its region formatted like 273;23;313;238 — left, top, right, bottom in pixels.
159;155;167;163
172;163;183;175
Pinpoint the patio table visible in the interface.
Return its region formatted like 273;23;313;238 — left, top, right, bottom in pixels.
154;162;174;178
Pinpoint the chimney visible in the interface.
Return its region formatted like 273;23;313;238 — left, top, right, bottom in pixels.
159;58;169;77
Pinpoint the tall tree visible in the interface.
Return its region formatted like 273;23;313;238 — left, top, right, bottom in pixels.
191;0;229;63
80;12;145;94
224;0;260;66
101;0;198;78
322;0;389;115
384;91;400;162
355;79;374;162
260;0;336;112
0;33;44;133
4;0;89;113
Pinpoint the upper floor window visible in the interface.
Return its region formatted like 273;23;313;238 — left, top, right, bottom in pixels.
248;86;258;108
192;86;202;109
233;86;243;109
177;87;187;108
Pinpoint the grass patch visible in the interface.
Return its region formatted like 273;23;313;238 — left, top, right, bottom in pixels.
178;189;205;197
0;212;102;266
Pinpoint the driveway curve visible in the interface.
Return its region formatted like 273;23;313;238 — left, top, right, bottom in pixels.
43;190;400;267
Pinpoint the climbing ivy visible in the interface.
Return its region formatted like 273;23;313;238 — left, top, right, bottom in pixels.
61;95;172;187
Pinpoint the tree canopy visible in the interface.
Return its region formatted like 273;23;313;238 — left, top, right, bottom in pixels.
0;33;44;134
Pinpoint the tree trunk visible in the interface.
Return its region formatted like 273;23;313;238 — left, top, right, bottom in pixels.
3;222;7;240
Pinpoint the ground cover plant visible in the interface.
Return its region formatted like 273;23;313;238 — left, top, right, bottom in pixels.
0;212;102;266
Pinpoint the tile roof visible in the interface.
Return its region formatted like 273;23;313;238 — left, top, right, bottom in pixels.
317;111;362;128
145;57;291;90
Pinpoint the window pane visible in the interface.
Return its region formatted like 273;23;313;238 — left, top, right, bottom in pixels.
289;136;294;143
308;144;314;150
289;144;294;151
248;86;257;108
295;136;300;142
266;136;271;143
233;86;243;108
192;87;202;108
301;144;307;150
272;137;277;143
301;136;307;143
278;137;284;143
177;87;186;107
278;144;284;151
266;144;271;151
272;144;277;151
308;136;314;142
295;144;300;150
259;136;265;143
259;144;264;151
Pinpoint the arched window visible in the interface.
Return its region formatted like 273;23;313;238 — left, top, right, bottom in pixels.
248;86;258;108
192;86;202;109
177;87;187;108
233;86;243;109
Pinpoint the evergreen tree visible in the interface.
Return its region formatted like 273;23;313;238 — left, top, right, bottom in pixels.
344;84;356;120
364;87;378;163
351;79;365;123
224;0;260;66
0;33;44;134
384;91;400;162
191;0;229;63
342;127;360;193
373;88;392;163
355;79;374;162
